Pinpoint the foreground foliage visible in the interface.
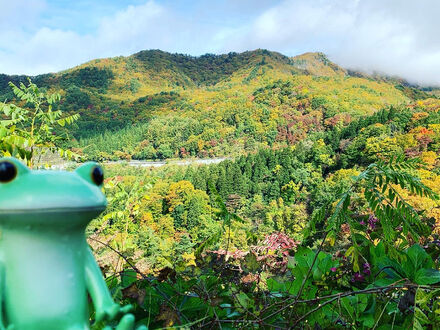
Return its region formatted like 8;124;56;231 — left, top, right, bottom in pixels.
90;156;440;329
0;79;79;167
81;91;440;327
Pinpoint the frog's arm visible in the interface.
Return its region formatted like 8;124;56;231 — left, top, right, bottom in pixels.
84;245;131;321
0;252;9;330
85;245;145;330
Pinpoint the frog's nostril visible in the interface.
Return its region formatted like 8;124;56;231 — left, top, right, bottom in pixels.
91;166;104;186
0;161;17;183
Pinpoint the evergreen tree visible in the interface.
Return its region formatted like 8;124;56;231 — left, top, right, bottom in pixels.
243;156;253;179
184;166;195;182
252;153;266;182
172;204;186;229
192;166;207;191
267;179;281;201
217;165;229;198
186;196;203;230
232;163;247;196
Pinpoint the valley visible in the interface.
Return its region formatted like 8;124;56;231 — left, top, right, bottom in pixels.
1;49;439;328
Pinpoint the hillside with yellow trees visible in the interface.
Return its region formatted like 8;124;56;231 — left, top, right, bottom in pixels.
1;49;426;160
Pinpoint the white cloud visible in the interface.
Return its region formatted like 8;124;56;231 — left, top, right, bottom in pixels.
96;1;171;56
0;1;178;75
0;0;439;86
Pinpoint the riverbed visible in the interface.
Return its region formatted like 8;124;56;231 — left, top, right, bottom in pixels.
48;157;228;170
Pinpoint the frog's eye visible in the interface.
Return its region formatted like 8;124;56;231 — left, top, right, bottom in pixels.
75;161;103;186
91;166;104;186
0;161;17;183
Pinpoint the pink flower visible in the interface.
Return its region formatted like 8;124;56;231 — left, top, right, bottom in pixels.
368;215;379;230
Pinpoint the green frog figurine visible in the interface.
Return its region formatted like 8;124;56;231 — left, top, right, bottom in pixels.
0;157;141;330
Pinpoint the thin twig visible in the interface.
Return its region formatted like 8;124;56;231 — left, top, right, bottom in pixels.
289;283;440;328
88;236;147;279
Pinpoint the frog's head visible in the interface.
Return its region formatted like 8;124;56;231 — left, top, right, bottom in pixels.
0;157;107;228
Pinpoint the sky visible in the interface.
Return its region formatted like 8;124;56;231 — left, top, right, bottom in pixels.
1;0;439;86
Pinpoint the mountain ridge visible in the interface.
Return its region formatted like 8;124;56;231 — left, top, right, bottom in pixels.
2;49;432;87
1;49;437;100
1;48;438;161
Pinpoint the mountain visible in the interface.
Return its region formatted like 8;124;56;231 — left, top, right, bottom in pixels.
291;52;347;77
0;49;437;160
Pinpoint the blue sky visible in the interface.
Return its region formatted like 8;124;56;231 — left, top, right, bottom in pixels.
1;0;439;85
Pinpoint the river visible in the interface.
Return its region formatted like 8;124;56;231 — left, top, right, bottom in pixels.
48;157;229;170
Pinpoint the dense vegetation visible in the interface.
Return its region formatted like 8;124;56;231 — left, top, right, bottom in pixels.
1;50;440;328
86;97;440;328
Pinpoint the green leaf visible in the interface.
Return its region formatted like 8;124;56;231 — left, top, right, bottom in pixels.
372;278;397;287
241;253;259;273
235;292;252;310
342;194;351;210
414;306;430;330
407;244;433;271
378;256;405;280
388;189;395;203
415;269;440;285
121;269;138;288
266;278;287;293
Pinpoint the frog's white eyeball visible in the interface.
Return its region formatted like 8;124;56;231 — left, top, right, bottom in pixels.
0;161;17;183
91;166;104;186
75;161;104;186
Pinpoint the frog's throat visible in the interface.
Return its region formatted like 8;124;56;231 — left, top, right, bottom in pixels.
0;206;106;214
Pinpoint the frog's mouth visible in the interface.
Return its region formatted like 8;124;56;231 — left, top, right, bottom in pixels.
0;205;106;214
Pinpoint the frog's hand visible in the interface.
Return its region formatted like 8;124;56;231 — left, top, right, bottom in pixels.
84;246;121;321
115;314;134;330
0;325;14;330
102;314;148;330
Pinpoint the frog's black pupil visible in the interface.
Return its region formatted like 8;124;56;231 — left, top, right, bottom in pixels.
0;161;17;183
91;166;104;186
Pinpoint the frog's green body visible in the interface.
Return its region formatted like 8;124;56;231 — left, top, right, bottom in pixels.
0;158;136;330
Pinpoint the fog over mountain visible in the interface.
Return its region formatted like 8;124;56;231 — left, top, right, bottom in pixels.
235;0;440;87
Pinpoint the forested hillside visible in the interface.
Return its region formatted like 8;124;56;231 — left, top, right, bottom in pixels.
1;49;433;161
